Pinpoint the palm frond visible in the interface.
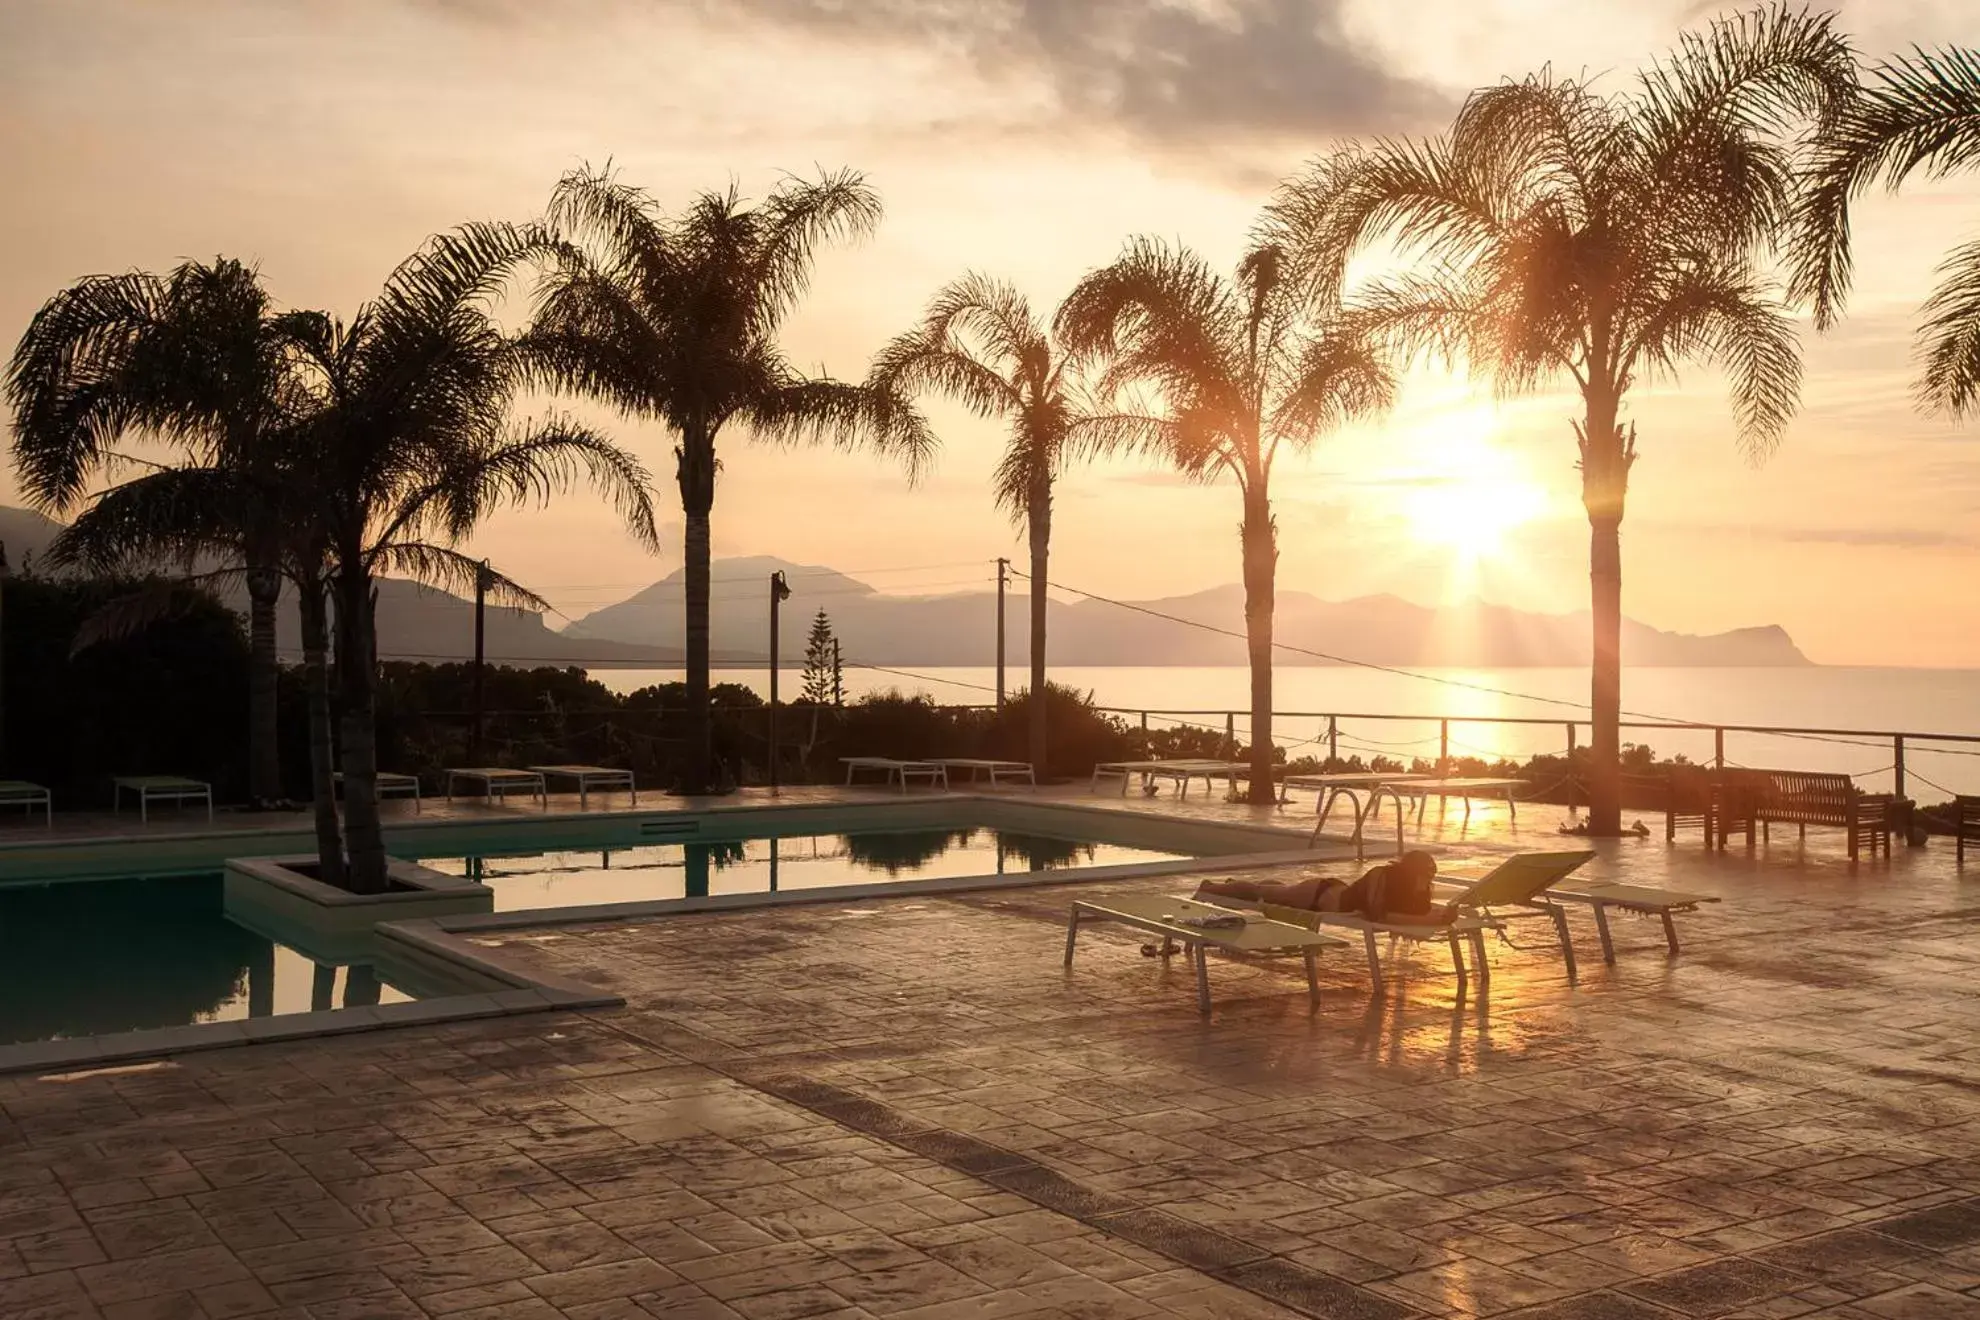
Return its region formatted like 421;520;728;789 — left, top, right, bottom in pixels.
47;466;258;573
1272;330;1400;445
1628;264;1801;459
1792;44;1980;325
398;415;660;551
743;376;939;484
370;541;552;614
1917;237;1980;417
1637;4;1853;151
69;577;238;656
750;168;884;328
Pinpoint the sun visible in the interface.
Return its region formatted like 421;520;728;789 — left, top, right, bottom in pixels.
1402;409;1546;565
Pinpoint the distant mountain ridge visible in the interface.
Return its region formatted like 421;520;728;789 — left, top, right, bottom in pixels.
0;508;1810;668
568;556;1812;668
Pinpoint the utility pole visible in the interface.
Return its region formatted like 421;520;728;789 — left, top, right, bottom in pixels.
831;638;843;708
768;571;791;790
470;559;489;765
995;557;1010;709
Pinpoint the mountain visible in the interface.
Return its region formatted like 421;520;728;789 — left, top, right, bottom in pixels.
0;506;64;570
0;505;675;668
567;558;1812;668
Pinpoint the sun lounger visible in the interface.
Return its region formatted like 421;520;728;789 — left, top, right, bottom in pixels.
443;767;546;806
335;771;421;810
1541;880;1720;961
529;764;637;809
930;758;1036;788
1281;772;1429;855
842;757;948;792
1204;850;1597;995
1395;777;1526;822
0;780;51;827
1090;760;1238;799
113;775;212;824
1063;893;1350;1013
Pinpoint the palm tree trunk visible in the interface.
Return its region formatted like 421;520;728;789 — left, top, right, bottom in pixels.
297;575;344;889
245;563;283;805
1239;484;1277;804
1579;399;1632;838
1027;480;1050;776
679;424;717;794
334;565;388;893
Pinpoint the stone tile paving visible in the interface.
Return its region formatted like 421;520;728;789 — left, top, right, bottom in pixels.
6;803;1980;1318
481;819;1980;1318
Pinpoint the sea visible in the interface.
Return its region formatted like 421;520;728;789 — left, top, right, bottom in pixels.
584;665;1980;798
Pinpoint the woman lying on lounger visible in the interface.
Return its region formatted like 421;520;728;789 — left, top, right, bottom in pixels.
1195;850;1455;924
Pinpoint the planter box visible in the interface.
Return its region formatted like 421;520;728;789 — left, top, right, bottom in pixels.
224;855;494;964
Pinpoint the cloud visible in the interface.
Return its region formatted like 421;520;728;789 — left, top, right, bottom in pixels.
694;0;1447;146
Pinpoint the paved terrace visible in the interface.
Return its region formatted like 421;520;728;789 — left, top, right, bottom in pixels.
5;794;1980;1319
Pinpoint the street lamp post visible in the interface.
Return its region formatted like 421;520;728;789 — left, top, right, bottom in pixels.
768;571;791;790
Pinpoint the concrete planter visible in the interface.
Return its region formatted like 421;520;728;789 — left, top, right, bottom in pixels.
224;854;493;963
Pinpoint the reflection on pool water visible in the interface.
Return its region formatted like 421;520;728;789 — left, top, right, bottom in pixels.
414;827;1184;912
0;875;414;1047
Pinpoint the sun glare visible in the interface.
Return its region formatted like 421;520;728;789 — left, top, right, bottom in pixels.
1403;409;1546;566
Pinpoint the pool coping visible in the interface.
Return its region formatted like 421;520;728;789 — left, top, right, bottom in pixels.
0;803;1357;1079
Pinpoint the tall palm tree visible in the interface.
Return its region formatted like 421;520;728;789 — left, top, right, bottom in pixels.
277;224;659;891
527;165;934;794
1793;44;1980;415
1272;8;1854;834
7;258;297;805
1056;235;1398;804
870;274;1130;773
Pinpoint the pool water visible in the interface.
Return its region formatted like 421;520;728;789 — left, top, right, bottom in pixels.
0;875;413;1047
414;827;1184;911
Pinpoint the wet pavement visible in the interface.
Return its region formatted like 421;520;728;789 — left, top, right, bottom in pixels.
5;794;1980;1318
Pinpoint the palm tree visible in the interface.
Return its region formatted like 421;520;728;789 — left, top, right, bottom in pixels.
7;258;297;805
1272;8;1854;834
1055;236;1398;804
1793;44;1980;415
870;275;1130;774
276;224;659;891
50;449;545;890
527;165;934;794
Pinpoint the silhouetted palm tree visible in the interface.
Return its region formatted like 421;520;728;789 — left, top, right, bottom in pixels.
871;275;1137;773
1273;8;1854;834
527;165;933;794
1056;236;1397;804
7;258;296;804
273;223;657;892
1794;44;1980;415
52;450;543;889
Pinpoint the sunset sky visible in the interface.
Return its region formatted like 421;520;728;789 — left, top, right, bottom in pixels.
2;0;1976;666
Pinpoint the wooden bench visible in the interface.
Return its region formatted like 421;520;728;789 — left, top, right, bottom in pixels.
1664;764;1720;845
1718;769;1895;862
1958;796;1980;866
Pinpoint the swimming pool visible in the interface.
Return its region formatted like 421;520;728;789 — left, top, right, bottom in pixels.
0;875;415;1047
412;827;1186;911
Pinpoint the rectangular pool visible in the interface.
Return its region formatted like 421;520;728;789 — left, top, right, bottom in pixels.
413;827;1185;911
0;875;416;1048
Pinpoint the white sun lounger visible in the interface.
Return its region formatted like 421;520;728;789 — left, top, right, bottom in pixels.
1395;777;1526;822
842;758;948;792
444;767;547;806
335;771;421;810
1063;893;1351;1013
0;780;51;827
929;758;1036;789
529;764;637;809
1091;760;1239;799
113;775;213;824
